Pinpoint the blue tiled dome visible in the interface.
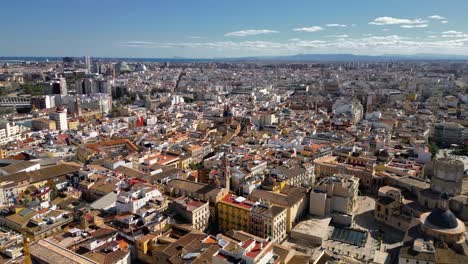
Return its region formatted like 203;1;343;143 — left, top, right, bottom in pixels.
426;208;458;229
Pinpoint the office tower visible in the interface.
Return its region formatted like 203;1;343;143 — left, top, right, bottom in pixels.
76;78;112;95
47;77;67;95
84;56;91;72
76;78;94;94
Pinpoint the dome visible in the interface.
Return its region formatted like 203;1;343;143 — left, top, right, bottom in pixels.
425;208;458;229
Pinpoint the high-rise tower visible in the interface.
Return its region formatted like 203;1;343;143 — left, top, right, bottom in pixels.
84;56;91;72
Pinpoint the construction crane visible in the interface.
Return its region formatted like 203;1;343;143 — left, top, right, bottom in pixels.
22;228;32;264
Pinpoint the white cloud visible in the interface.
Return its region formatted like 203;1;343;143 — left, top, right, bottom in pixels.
442;31;468;38
382;29;389;32
187;36;203;39
401;24;428;28
427;16;449;24
443;30;463;34
118;34;468;55
326;24;347;27
224;29;279;37
325;34;349;38
293;26;323;32
369;16;427;26
288;38;301;42
295;40;327;48
428;15;446;20
120;41;157;47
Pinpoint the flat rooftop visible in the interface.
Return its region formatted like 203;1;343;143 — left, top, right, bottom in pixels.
291;217;332;238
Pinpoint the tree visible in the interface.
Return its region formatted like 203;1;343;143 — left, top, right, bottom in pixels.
452;145;468;156
21;83;44;95
0;86;14;96
109;107;122;117
429;142;439;158
0;107;14;115
189;163;204;170
46;182;60;199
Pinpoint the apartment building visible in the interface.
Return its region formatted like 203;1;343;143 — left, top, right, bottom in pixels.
250;203;287;242
0;123;24;146
217;194;253;233
169;196;210;231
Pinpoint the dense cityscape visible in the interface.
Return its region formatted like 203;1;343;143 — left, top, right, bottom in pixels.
0;56;466;264
2;1;468;264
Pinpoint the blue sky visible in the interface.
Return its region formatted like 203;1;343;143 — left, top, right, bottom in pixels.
2;0;468;57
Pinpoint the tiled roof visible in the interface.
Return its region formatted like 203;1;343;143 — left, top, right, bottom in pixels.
30;239;98;264
0;163;80;184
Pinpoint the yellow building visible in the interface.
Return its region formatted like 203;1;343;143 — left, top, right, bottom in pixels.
76;147;95;163
407;93;418;101
260;175;286;193
31;119;56;131
186;145;204;164
178;155;192;170
68;120;79;130
0;149;7;159
217;194;253;233
249;186;308;232
136;234;158;263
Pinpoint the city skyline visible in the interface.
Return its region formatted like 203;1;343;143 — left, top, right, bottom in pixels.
2;0;468;58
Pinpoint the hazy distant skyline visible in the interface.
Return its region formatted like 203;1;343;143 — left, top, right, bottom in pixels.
2;0;468;58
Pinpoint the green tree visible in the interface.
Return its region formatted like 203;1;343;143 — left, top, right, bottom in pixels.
22;83;45;95
109;107;122;117
452;145;468;156
429;142;439;158
0;86;14;96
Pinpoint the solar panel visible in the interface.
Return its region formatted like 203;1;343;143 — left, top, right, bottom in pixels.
19;208;33;216
330;227;367;247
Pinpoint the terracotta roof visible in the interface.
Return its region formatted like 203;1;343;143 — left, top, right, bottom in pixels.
249;187;306;207
167;179;223;197
85;139;138;152
83;250;129;264
250;205;286;219
115;165;147;179
0;163;80;184
30;239;98;264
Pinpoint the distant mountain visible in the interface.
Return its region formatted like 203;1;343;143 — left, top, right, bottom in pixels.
231;53;468;62
2;53;468;63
